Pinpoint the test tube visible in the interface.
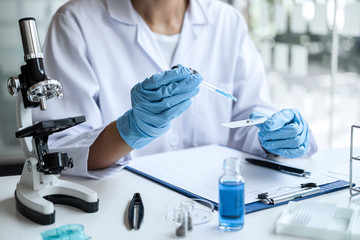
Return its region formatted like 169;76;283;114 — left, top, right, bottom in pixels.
189;68;237;102
171;66;238;102
201;81;238;102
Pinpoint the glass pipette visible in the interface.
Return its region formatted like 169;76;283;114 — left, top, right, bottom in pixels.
201;81;238;102
171;66;238;102
188;68;237;102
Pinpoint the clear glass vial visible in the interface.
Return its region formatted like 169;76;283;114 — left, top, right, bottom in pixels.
218;157;245;231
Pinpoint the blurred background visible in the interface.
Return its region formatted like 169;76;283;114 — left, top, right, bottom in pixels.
0;0;69;165
227;0;360;152
0;0;359;165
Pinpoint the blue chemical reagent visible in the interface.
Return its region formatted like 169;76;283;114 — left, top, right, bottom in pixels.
218;157;245;231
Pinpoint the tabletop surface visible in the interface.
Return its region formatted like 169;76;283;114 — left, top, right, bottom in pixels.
1;148;360;240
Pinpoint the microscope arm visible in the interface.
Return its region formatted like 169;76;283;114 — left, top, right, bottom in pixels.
16;93;34;159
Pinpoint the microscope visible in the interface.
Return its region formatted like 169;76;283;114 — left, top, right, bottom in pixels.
7;18;99;225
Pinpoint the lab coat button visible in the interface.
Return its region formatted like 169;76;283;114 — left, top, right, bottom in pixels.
169;135;180;147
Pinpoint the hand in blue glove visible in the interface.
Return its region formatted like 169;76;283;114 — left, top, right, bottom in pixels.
249;109;309;158
117;65;203;149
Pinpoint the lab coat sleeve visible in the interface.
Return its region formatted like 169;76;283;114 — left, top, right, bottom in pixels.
32;8;127;178
227;13;317;157
49;127;129;179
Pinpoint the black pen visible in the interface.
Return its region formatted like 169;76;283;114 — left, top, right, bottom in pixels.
245;158;311;177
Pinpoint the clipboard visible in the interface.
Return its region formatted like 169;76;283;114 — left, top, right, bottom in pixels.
257;183;322;205
125;145;349;213
247;180;349;213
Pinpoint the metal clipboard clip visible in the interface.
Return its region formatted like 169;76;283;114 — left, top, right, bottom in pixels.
257;183;321;205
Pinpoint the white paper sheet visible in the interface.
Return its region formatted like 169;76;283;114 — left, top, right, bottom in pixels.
127;145;338;204
328;160;360;179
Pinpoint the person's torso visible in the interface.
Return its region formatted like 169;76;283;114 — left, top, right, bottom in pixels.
46;0;250;157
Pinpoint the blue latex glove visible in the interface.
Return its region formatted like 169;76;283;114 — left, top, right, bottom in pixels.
117;65;203;149
249;109;309;158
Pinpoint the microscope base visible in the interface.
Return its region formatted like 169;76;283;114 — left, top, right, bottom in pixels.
15;191;99;225
15;158;99;225
15;190;55;225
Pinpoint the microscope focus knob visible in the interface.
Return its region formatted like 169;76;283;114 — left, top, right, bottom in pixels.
27;79;63;111
7;76;20;96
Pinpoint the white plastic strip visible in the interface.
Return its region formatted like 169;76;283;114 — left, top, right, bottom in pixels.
221;117;268;128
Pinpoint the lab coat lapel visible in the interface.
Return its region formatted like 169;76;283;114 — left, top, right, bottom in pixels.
105;0;168;71
171;14;197;66
136;23;169;71
171;0;208;67
105;0;208;71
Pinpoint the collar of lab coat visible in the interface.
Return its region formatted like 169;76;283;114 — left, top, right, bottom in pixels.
104;0;209;71
104;0;209;26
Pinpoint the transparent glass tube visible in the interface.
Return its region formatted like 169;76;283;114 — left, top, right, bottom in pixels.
218;157;245;232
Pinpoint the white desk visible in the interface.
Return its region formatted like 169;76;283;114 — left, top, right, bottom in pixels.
1;148;360;240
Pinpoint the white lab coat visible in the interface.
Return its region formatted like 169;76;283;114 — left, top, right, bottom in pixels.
33;0;317;178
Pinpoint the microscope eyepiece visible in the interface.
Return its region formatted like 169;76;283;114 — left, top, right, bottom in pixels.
17;18;63;110
19;18;43;61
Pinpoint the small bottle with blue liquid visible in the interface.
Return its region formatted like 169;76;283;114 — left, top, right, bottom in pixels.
218;157;245;231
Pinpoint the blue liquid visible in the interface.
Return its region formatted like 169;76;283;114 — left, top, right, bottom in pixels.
219;182;245;231
215;89;238;102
